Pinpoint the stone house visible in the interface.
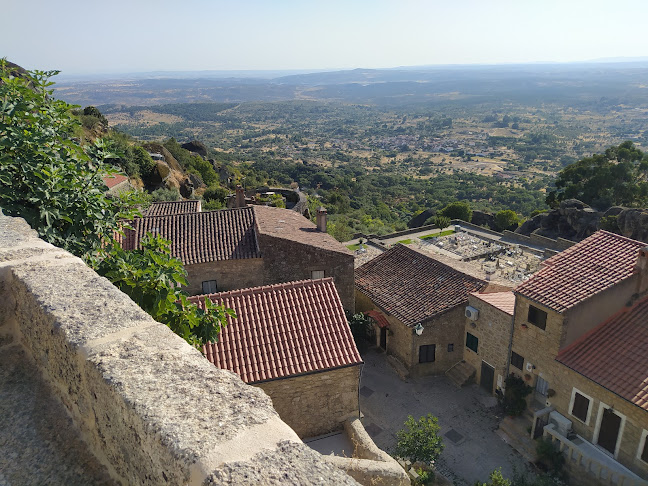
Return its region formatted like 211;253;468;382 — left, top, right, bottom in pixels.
503;230;648;482
462;291;515;396
192;278;363;439
355;244;495;377
123;204;355;311
102;174;132;196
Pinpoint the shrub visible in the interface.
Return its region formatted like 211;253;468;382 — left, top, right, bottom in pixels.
151;187;180;202
494;210;519;231
395;414;444;464
346;311;372;353
535;438;566;478
434;215;451;230
440;201;472;222
600;215;620;234
501;374;532;416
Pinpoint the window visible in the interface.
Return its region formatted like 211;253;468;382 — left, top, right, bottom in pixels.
510;351;524;370
447;343;454;352
202;280;218;294
528;305;547;330
419;344;436;363
638;430;648;464
569;389;591;424
311;270;325;279
466;332;478;353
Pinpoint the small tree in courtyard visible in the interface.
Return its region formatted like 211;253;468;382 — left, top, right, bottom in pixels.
395;414;444;464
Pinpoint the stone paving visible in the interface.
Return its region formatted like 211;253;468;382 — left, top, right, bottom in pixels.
359;349;531;485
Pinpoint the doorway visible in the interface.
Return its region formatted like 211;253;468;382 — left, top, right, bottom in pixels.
379;327;387;350
480;361;495;394
597;408;622;455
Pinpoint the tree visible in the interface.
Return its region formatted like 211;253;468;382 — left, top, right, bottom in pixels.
475;469;511;486
433;215;451;230
494;210;519;232
395;414;444;464
346;311;372;353
549;141;648;209
440;201;472;223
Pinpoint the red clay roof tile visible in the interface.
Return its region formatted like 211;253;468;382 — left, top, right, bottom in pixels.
365;310;390;328
194;278;362;384
556;295;648;411
470;291;516;316
145;200;201;216
514;231;645;312
102;174;128;189
355;244;487;326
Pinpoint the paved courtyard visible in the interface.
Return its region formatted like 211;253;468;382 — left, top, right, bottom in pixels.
359;349;531;485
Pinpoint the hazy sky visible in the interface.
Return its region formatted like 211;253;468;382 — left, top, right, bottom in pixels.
4;0;648;74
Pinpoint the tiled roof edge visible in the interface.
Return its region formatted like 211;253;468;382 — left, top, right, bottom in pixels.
189;277;336;303
248;361;364;385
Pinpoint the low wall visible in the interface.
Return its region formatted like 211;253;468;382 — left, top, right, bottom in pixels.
0;212;358;486
501;230;575;252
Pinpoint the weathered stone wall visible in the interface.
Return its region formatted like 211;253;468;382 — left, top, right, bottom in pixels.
259;234;355;312
464;295;513;395
0;212;358;486
184;258;264;295
548;363;648;479
257;365;361;439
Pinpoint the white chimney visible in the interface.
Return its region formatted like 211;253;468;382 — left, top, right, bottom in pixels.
316;207;327;232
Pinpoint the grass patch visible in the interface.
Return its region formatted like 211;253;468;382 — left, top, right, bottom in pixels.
419;230;455;240
397;238;413;244
347;243;368;251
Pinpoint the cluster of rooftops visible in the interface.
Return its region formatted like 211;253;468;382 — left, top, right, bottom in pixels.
125;200;647;412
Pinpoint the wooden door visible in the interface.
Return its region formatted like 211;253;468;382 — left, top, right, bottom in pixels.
597;409;622;455
480;361;495;394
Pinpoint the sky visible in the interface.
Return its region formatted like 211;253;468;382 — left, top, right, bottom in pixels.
3;0;648;74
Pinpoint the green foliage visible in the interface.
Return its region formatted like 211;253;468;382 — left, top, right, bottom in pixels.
94;235;235;348
0;61;134;258
475;468;511;486
413;468;434;486
395;414;444;464
501;374;532;416
346;312;373;353
434;215;451;230
550;141;648;209
535;438;565;478
440;201;472;222
599;214;620;234
129;145;157;180
151;187;180;202
494;210;519;232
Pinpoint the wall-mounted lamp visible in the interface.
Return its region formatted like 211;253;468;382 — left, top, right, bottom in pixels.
415;323;424;336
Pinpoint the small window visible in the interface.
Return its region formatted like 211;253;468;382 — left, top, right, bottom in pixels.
528;305;547;330
311;270;325;280
202;280;218;294
510;351;524;370
570;390;591;423
640;431;648;464
447;343;454;352
419;344;436;363
466;332;478;353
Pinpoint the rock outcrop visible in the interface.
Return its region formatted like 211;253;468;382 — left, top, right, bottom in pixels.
471;210;496;230
617;209;648;243
516;199;601;241
181;140;208;158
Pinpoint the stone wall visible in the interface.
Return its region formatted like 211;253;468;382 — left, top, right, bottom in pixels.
257;365;362;439
0;212;358;485
464;295;514;395
184;258;264;295
259;234;355;312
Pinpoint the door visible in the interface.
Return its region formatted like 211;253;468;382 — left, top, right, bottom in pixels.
379;327;387;350
597;409;622;455
480;361;495;394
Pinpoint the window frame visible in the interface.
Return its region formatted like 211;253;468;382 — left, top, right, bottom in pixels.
510;351;524;370
419;344;436;363
637;429;648;464
447;343;454;353
527;305;547;330
201;279;218;294
311;270;325;280
465;332;479;353
568;387;593;425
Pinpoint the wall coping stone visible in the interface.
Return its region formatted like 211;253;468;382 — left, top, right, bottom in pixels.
0;211;358;485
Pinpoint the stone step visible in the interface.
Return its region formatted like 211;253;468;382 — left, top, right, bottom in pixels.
445;361;476;388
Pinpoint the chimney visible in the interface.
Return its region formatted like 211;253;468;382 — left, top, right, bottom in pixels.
316;207;327;233
235;185;246;208
635;246;648;294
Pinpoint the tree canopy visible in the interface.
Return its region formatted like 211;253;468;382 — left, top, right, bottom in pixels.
548;141;648;210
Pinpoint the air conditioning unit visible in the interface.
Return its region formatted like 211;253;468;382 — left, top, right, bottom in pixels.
465;306;479;321
549;411;572;437
526;362;534;372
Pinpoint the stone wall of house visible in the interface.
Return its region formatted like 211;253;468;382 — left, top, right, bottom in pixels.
463;295;513;395
259;234;355;312
185;258;265;295
257;365;362;439
547;363;648;479
0;212;358;485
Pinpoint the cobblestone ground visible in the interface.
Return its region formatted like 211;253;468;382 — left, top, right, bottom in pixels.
359;349;531;485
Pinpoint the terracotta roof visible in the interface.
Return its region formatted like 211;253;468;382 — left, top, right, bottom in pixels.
145;200;201;216
365;310;389;328
355;244;487;326
194;278;362;384
122;208;260;265
102;174;128;189
514;231;645;313
470;291;516;316
556;295;648;411
253;205;352;256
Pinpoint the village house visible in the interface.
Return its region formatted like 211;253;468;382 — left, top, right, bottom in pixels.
355;244;509;377
123;204;355;311
102;173;132;196
191;278;363;439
